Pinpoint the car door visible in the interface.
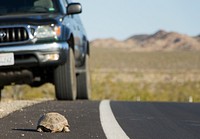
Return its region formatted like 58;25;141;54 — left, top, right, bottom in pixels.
65;0;84;67
73;15;87;66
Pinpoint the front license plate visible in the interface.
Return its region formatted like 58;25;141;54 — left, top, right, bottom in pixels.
0;53;14;66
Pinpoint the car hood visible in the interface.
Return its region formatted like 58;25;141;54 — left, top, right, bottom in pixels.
0;13;63;25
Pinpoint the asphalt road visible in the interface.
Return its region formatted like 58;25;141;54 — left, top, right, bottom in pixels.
1;100;200;139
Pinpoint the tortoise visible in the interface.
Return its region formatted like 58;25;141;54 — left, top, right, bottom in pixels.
37;112;70;133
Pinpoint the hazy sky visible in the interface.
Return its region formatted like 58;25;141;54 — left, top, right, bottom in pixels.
78;0;200;40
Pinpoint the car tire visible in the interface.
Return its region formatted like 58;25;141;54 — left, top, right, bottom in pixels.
54;47;77;100
76;54;91;99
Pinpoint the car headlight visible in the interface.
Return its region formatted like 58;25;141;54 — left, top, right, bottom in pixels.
35;25;61;39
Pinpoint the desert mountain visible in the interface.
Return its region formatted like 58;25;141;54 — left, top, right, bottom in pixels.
195;35;200;43
91;30;200;51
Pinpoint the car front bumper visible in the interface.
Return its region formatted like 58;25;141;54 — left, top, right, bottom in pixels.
0;42;69;69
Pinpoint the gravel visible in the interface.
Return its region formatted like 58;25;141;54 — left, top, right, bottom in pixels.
0;100;44;118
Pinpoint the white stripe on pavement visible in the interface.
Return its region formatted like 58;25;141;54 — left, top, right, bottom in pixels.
99;100;130;139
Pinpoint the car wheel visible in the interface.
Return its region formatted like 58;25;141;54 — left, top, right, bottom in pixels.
54;47;77;100
76;54;91;99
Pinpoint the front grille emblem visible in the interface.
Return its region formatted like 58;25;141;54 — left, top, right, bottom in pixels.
0;31;6;39
0;27;29;44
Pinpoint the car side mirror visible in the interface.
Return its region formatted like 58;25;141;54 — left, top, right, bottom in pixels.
67;3;82;15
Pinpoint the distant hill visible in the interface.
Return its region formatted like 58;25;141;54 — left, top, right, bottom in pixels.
91;30;200;51
195;35;200;43
126;34;149;42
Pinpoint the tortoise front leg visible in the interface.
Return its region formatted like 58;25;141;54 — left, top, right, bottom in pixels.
37;127;43;132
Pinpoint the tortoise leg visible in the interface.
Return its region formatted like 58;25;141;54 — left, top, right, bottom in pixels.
51;130;57;133
63;126;70;132
37;127;43;132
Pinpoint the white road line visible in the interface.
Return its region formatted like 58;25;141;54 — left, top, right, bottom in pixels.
99;100;130;139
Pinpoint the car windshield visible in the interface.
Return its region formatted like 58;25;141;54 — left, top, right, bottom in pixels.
0;0;59;15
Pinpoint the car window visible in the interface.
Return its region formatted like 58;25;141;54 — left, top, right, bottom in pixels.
33;0;54;11
0;0;59;15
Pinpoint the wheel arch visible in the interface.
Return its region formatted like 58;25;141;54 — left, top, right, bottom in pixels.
86;40;90;56
67;34;75;52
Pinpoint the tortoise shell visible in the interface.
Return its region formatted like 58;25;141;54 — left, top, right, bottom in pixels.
37;112;70;133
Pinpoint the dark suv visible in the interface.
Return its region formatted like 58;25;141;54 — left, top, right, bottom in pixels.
0;0;90;100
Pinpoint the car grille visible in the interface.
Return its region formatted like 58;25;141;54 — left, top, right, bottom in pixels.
0;27;29;44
